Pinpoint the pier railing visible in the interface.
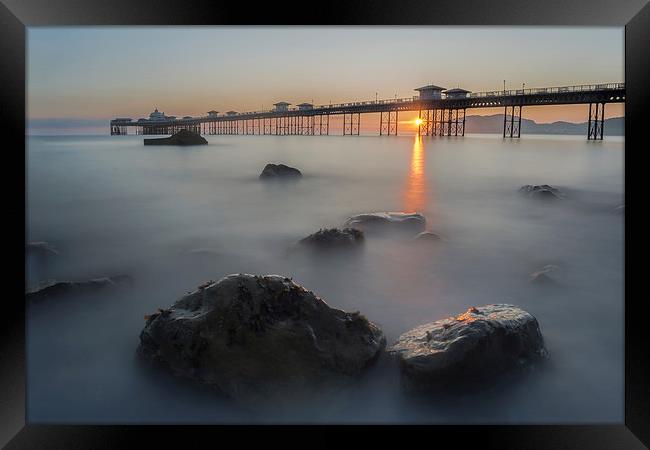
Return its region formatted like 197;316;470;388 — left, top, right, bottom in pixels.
189;83;625;119
469;82;625;99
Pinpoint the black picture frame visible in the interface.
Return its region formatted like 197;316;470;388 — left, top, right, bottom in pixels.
2;0;648;447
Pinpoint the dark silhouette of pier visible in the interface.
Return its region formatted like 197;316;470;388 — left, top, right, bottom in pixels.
110;82;625;140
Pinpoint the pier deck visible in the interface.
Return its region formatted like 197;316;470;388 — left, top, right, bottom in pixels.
110;82;625;140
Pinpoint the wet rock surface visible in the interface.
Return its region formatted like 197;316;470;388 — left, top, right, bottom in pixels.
297;228;364;251
344;212;426;235
388;304;548;392
519;184;565;200
26;275;133;302
259;163;302;180
137;274;386;403
144;130;208;146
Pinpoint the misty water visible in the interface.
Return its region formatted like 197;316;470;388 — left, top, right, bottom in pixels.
26;133;624;424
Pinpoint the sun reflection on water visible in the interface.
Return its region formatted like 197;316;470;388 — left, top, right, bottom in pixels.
403;135;428;214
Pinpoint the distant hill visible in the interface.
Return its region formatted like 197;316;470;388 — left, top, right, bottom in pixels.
464;114;624;135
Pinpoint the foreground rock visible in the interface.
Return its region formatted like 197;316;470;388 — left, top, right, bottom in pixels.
344;212;426;235
519;184;565;200
388;304;548;393
26;275;133;302
138;274;385;403
296;228;364;251
144;130;208;146
259;163;302;180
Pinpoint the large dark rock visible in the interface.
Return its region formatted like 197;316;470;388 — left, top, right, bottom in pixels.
519;184;565;200
388;304;548;392
144;130;208;146
297;228;364;251
343;212;426;235
259;163;302;180
137;274;385;403
26;275;133;302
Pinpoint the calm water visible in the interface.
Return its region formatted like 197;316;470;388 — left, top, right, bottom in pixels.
26;133;624;424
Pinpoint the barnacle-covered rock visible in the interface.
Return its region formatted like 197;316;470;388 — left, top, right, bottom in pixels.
259;163;302;180
344;212;426;235
296;227;364;251
26;275;133;302
138;274;385;403
519;184;565;200
388;304;548;392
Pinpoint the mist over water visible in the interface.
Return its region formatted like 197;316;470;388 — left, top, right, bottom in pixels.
26;133;624;424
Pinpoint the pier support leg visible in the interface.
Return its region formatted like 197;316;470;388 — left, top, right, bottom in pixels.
432;110;439;136
503;105;522;138
587;102;605;140
461;108;466;136
418;109;433;136
318;114;330;135
436;110;448;136
344;113;359;135
380;110;398;136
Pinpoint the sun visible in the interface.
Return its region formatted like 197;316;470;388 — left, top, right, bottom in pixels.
415;118;423;126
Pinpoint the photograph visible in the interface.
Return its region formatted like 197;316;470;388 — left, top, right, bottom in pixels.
24;26;626;425
2;1;647;445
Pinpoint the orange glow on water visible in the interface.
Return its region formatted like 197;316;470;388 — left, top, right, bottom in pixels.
403;135;427;214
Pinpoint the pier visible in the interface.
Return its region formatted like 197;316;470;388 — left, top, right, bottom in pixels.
110;82;625;140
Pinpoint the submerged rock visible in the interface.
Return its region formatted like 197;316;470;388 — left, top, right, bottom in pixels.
182;248;222;257
26;275;133;302
137;274;385;403
344;212;426;235
413;231;442;242
519;184;565;200
144;129;208;146
259;163;302;180
26;241;60;290
297;228;364;251
26;241;59;258
388;304;548;393
529;264;561;284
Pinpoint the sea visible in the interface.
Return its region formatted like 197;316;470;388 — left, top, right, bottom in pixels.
26;132;624;424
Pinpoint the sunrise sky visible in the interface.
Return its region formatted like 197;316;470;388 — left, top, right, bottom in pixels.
27;26;624;132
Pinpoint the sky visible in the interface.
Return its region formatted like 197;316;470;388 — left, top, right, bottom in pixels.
27;26;624;132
